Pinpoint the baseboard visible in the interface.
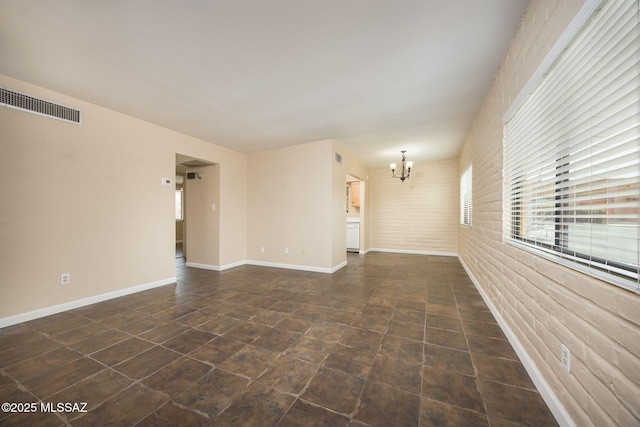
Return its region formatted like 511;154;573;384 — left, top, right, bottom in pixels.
370;248;458;257
185;261;246;271
187;259;347;274
0;277;176;329
332;261;348;272
457;256;575;427
246;260;342;274
221;260;247;270
185;262;219;271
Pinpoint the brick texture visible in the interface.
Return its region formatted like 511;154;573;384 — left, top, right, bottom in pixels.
458;1;640;426
370;159;458;255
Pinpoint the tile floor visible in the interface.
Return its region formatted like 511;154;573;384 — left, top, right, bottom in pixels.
0;253;558;426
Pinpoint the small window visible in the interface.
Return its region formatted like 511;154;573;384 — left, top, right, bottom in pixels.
461;164;472;226
175;189;183;221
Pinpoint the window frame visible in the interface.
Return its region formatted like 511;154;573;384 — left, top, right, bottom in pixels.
502;0;640;293
175;188;184;221
460;164;472;227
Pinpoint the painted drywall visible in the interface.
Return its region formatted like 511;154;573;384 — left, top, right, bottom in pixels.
245;139;369;272
185;164;220;269
369;159;459;255
218;154;247;267
332;143;348;269
246;140;335;271
0;74;246;322
458;1;640;426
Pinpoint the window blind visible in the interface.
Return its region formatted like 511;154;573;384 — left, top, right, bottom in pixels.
461;165;472;226
503;0;640;292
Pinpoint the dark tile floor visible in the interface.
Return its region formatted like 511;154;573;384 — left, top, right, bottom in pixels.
0;253;558;426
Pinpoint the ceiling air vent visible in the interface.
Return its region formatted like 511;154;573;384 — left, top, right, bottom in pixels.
335;152;343;164
1;87;81;124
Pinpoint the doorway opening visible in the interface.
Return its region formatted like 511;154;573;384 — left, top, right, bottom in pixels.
175;154;216;260
346;174;363;253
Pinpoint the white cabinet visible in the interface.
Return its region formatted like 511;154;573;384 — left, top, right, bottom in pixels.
346;222;360;252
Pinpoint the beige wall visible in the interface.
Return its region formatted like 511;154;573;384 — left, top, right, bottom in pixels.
246;140;335;270
0;74;246;322
218;154;247;267
245;140;370;272
370;159;459;255
185;164;220;268
458;1;640;426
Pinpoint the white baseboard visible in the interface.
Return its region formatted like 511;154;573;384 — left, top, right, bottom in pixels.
370;248;458;257
185;261;246;271
221;260;247;271
0;277;176;329
187;259;347;274
458;256;575;427
246;260;343;274
332;261;348;272
185;262;219;271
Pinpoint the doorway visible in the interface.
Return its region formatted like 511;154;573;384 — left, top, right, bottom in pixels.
346;174;363;253
175;154;216;261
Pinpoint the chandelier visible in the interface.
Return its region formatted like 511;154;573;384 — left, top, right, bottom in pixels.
390;150;413;182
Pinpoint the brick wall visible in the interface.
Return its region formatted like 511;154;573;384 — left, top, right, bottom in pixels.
458;1;640;426
370;159;458;255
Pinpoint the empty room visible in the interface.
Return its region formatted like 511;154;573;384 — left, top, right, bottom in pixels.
0;0;638;426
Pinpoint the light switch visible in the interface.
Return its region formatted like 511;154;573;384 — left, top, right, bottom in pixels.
211;204;216;211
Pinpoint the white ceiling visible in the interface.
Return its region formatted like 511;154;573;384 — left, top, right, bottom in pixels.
0;0;529;167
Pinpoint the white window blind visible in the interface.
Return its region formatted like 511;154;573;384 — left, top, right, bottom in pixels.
503;0;640;292
461;164;472;226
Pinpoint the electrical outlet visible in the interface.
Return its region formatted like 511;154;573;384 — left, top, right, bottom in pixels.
561;344;571;373
284;248;289;254
260;247;265;253
61;273;70;285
